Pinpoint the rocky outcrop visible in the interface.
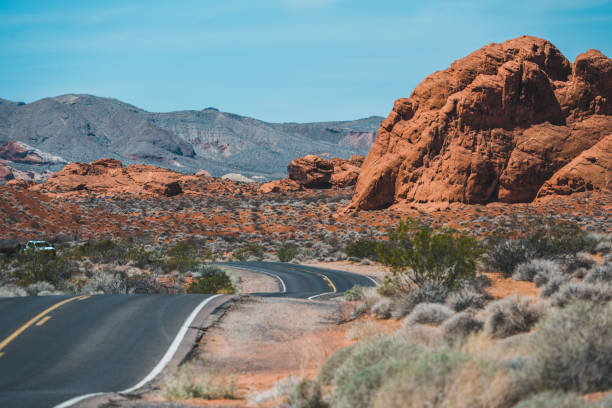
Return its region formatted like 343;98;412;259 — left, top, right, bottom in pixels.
259;155;365;193
0;159;53;184
0;140;66;165
32;158;193;197
331;155;364;188
537;134;612;198
350;36;612;210
287;155;334;188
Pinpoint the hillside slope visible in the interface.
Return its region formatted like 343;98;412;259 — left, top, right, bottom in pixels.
0;94;382;179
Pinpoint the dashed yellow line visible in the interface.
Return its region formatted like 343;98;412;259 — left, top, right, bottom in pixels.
35;316;52;326
318;273;337;293
0;295;88;356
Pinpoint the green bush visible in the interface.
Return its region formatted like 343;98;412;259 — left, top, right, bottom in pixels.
285;379;328;408
17;251;76;285
186;266;235;294
518;301;612;394
484;218;598;276
165;239;213;273
231;243;265;261
378;218;483;288
277;244;298;262
345;239;380;260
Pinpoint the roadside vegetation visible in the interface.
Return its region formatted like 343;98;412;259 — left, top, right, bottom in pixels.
0;238;235;296
278;217;612;408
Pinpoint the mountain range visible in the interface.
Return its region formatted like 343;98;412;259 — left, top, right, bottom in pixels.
0;94;382;179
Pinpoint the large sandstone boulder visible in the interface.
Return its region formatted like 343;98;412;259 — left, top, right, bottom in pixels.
259;154;365;193
287;155;334;188
537;134;612;198
350;36;612;210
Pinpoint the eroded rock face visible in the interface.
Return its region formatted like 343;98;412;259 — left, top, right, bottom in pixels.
537;134;612;198
350;36;612;210
288;155;334;188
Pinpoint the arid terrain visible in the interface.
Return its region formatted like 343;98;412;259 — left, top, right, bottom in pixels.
1;34;612;408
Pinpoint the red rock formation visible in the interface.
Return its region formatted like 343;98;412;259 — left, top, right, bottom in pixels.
0;161;13;182
287;155;334;188
31;158;191;197
259;154;365;193
350;36;612;210
537;134;612;198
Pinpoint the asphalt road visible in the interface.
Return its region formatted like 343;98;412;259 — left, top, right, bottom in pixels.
0;294;219;408
0;262;375;407
220;261;377;298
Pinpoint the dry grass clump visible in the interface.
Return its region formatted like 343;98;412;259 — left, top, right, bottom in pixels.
517;301;612;394
161;363;235;401
405;302;453;325
440;311;483;340
512;259;561;282
345;320;388;342
483;296;546;338
513;392;612;408
551;282;612;307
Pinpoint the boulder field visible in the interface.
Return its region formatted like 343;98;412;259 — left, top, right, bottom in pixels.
350;35;612;210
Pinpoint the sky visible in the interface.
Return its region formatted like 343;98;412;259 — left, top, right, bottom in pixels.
1;0;611;123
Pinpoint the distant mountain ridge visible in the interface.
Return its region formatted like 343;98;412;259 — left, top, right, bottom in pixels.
0;94;382;179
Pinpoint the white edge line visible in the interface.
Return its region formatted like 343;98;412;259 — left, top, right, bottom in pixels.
223;265;286;293
366;276;378;286
308;292;334;300
54;393;105;408
53;294;223;408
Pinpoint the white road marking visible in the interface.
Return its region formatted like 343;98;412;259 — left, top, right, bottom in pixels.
223;265;287;293
307;292;334;300
53;294;223;408
366;276;378;285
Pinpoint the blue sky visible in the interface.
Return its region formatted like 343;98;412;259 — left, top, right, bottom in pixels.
1;0;611;122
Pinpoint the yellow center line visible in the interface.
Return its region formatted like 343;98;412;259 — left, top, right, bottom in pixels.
0;295;86;355
35;316;52;326
318;273;337;293
79;295;92;301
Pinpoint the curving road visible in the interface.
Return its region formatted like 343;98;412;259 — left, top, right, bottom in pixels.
220;261;377;299
0;262;375;407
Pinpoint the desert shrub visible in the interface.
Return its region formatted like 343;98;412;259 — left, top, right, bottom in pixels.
319;345;357;386
551;282;612;307
377;218;483;288
446;288;488;311
277;244;298;262
283;379;328;408
461;274;492;293
165;239;212;273
485;219;598;276
344;239;380;260
371;298;392;320
595;239;612;254
330;339;423;408
343;285;364;301
405;302;453;325
512;259;561;282
483;296;545;338
185;265;236;294
81;269;128;294
539;274;572;298
15;251;77;286
390;281;449;319
584;263;612;284
0;284;27;297
125;273;160;294
514;392;611;408
440;311;483;340
483;239;532;276
562;252;597;272
25;281;56;296
162;364;235;400
231;243;265;261
518;302;612;394
370;351;473;408
125;245;164;270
